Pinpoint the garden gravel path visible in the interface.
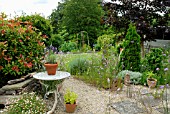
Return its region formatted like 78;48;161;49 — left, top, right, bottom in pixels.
46;77;165;114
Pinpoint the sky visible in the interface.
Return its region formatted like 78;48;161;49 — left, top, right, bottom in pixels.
0;0;61;18
0;0;113;18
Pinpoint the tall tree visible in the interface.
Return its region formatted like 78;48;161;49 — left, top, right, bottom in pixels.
103;0;169;57
49;2;66;34
61;0;104;46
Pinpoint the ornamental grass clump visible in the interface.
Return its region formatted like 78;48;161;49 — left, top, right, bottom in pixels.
6;92;47;114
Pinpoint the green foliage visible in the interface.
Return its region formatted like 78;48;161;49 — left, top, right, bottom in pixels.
0;13;45;87
50;34;64;49
49;2;66;33
97;34;114;50
19;14;53;46
140;71;148;85
146;71;155;79
60;41;77;52
117;70;142;84
64;89;78;104
6;92;47;114
50;28;69;49
46;54;57;64
44;45;58;64
145;48;163;73
119;23;141;72
68;57;89;75
61;0;104;46
144;48;169;85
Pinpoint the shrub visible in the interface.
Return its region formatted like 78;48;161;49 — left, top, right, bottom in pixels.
117;70;142;84
118;23;141;72
0;13;45;87
6;92;47;114
68;57;89;75
97;34;114;51
145;48;163;73
19;14;53;46
60;41;77;52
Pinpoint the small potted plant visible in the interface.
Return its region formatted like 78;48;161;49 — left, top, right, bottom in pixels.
64;89;78;113
146;71;157;88
44;45;58;75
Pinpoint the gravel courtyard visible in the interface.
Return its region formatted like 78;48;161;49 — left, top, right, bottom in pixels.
46;77;169;114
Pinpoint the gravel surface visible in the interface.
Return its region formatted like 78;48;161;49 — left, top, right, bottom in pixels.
46;77;165;114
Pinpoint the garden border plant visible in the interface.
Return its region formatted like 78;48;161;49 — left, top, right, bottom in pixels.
0;13;45;87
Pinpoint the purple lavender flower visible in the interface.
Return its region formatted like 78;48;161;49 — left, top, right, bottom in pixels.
156;68;160;71
130;40;134;43
164;68;168;71
163;54;166;56
168;59;170;63
166;84;169;88
160;85;164;89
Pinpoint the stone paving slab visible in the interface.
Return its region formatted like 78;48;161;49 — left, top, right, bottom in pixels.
156;107;170;114
139;95;161;107
111;100;145;114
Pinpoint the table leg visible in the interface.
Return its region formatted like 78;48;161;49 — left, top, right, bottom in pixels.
39;80;64;113
47;83;64;114
47;89;58;114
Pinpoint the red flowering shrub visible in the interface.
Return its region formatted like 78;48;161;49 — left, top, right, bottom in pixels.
0;13;45;87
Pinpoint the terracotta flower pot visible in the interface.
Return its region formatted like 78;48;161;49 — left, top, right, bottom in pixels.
147;78;157;88
65;103;77;113
44;63;58;75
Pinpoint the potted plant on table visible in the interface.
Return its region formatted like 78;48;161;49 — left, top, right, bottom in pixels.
146;71;157;88
44;45;58;75
64;89;78;113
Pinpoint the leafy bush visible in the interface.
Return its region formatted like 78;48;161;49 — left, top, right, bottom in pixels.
117;70;142;84
50;33;64;50
145;48;163;73
118;23;141;72
97;34;114;50
68;57;89;75
19;14;53;46
6;92;47;114
60;41;77;52
0;13;45;87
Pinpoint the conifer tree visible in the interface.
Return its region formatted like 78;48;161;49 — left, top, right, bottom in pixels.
119;23;141;72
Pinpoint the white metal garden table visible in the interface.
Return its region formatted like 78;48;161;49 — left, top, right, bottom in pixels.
33;71;71;114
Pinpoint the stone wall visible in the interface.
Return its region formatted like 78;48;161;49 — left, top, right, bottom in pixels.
0;72;41;106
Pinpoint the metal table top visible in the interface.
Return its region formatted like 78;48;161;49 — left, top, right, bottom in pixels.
33;71;71;80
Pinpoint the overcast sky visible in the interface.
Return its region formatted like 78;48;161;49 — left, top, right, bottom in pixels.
0;0;112;18
0;0;61;18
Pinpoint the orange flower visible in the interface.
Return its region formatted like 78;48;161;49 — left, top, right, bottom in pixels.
1;30;5;35
27;62;33;68
0;66;3;70
38;41;44;46
19;39;23;42
4;57;12;62
24;62;33;68
12;66;19;72
18;28;24;33
7;24;14;29
43;35;48;38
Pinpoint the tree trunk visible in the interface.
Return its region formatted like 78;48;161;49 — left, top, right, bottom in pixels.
141;41;145;58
